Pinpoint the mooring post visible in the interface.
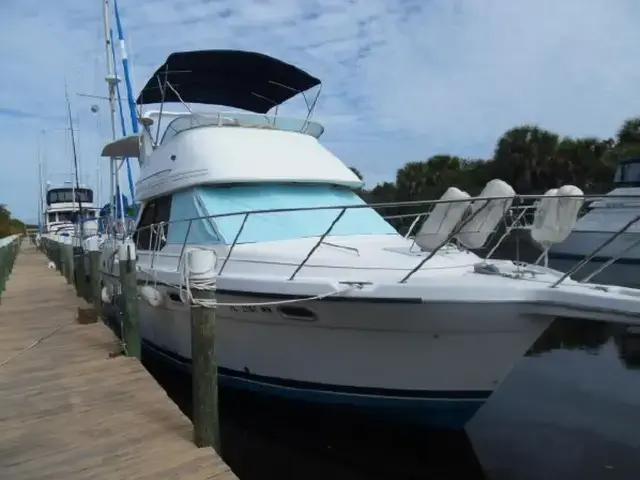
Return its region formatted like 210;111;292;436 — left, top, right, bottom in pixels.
60;241;67;279
118;242;140;359
51;241;58;271
73;240;88;300
186;248;221;451
0;238;19;303
87;237;102;319
61;241;74;285
9;240;17;273
54;241;62;273
47;239;54;270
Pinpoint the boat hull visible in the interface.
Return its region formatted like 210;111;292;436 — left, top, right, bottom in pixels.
114;283;552;430
143;338;487;429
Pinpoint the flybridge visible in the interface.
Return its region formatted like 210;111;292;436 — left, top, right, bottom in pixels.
101;49;325;159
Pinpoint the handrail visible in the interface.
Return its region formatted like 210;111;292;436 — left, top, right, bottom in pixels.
288;207;347;281
49;190;640;288
125;192;640;282
156;110;325;145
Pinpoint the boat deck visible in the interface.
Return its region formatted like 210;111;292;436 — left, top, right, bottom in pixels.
0;242;236;479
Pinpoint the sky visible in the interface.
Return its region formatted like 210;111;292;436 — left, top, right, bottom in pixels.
2;0;640;223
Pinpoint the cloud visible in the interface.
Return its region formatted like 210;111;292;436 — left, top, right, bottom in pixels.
2;0;640;221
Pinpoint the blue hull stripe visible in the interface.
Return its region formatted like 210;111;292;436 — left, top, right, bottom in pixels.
143;339;491;401
143;341;486;429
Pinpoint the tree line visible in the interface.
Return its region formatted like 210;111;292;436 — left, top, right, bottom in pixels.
0;205;26;238
352;117;640;221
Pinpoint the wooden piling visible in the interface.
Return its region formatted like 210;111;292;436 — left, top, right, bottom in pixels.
54;241;62;273
72;245;89;299
0;245;7;301
0;237;19;302
118;242;141;359
61;242;74;284
88;249;102;317
186;249;221;451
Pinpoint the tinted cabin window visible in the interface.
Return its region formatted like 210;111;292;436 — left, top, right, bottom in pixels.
614;161;640;187
155;195;172;248
134;202;156;250
133;195;173;251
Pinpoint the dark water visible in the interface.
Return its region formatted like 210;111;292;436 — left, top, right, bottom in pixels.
139;318;640;480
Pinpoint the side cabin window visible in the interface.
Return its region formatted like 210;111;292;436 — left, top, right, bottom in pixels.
134;195;172;251
165;190;221;245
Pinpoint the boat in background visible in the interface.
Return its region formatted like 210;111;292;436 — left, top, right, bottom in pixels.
41;184;100;237
95;49;640;431
529;158;640;287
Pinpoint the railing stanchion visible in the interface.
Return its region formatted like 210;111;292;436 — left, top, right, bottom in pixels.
289;208;347;281
218;213;250;276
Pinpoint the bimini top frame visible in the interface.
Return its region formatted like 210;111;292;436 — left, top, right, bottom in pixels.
135;49;322;114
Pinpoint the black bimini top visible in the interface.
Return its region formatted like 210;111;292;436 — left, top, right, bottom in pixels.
135;49;321;114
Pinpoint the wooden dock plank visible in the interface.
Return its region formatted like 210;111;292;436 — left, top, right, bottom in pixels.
0;242;237;480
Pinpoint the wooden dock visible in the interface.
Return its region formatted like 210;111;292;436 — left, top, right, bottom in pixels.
0;241;237;479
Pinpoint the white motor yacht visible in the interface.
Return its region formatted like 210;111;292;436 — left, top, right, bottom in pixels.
97;50;640;430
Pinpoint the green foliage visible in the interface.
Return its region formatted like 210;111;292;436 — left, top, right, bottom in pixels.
0;205;25;238
359;116;640;208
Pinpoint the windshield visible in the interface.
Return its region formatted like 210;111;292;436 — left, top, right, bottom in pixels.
196;184;398;244
47;188;93;204
614;160;640;187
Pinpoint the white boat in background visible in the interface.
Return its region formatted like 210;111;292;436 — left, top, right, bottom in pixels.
540;158;640;287
41;184;101;238
97;49;640;431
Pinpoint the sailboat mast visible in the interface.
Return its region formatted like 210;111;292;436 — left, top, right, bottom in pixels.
102;0;119;222
65;86;84;239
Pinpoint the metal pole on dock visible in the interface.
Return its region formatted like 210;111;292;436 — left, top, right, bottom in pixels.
186;249;220;451
117;242;140;358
